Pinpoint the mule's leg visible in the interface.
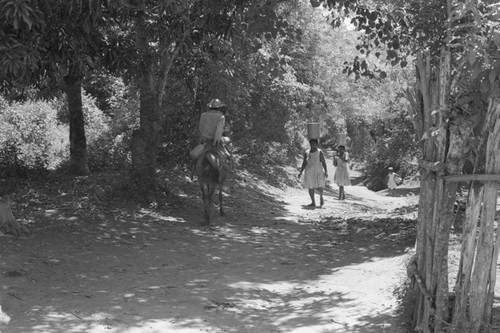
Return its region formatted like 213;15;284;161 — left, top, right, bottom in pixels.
206;184;215;225
199;182;209;225
218;184;225;216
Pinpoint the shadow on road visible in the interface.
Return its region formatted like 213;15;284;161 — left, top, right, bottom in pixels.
1;169;413;333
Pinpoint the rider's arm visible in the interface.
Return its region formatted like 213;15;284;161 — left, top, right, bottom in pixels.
214;115;225;145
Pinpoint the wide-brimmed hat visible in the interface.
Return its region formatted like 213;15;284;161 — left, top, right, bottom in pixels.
207;98;225;109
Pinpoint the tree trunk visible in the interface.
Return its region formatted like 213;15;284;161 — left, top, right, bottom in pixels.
130;90;161;193
63;63;91;176
130;7;162;195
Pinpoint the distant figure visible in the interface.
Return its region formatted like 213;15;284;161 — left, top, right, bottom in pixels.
333;145;350;200
387;167;401;191
298;139;328;207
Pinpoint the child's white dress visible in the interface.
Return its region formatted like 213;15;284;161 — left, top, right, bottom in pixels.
388;172;397;189
334;154;351;186
304;150;325;189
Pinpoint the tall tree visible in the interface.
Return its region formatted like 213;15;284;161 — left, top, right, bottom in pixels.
101;0;241;193
104;0;298;194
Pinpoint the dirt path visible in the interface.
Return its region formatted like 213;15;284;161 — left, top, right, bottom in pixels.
0;166;418;333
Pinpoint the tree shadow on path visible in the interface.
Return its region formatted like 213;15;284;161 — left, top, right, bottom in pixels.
0;170;413;333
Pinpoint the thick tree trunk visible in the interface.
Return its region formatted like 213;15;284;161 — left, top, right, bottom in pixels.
130;7;163;195
130;90;161;193
64;63;90;176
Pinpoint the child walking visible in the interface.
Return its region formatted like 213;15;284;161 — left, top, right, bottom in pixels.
387;167;401;191
298;139;328;207
333;145;351;200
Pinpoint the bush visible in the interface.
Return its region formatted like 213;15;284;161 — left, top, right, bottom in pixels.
55;92;110;147
86;89;138;172
362;109;418;191
346;117;375;161
0;98;69;176
237;138;292;167
87;132;132;171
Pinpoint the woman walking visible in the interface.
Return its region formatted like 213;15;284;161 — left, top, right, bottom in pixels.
298;139;328;207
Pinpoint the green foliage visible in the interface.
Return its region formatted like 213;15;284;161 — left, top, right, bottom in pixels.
346;117;374;160
85;87;138;172
55;92;110;146
87;132;132;172
0;97;68;176
0;90;132;175
361;108;418;191
82;71;125;114
159;78;198;166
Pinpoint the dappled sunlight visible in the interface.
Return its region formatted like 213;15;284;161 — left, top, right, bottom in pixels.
223;255;407;332
1;166;418;333
26;309;210;333
136;209;187;224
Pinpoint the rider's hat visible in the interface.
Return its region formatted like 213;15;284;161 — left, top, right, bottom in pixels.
207;98;225;109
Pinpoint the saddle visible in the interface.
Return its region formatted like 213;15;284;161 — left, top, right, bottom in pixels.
196;144;231;182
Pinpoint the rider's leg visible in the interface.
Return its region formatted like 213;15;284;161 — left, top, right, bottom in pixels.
191;160;196;181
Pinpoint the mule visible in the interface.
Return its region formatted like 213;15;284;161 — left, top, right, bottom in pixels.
194;149;228;225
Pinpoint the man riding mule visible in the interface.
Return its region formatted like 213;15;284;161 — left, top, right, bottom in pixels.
190;98;231;181
190;98;231;224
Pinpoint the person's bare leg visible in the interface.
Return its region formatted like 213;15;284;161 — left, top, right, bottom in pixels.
318;188;324;206
339;186;344;200
308;189;315;206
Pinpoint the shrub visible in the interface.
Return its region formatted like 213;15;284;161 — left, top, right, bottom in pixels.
362;109;418;191
55;92;110;147
346;117;375;161
0;98;69;176
86;89;138;172
87;132;132;171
